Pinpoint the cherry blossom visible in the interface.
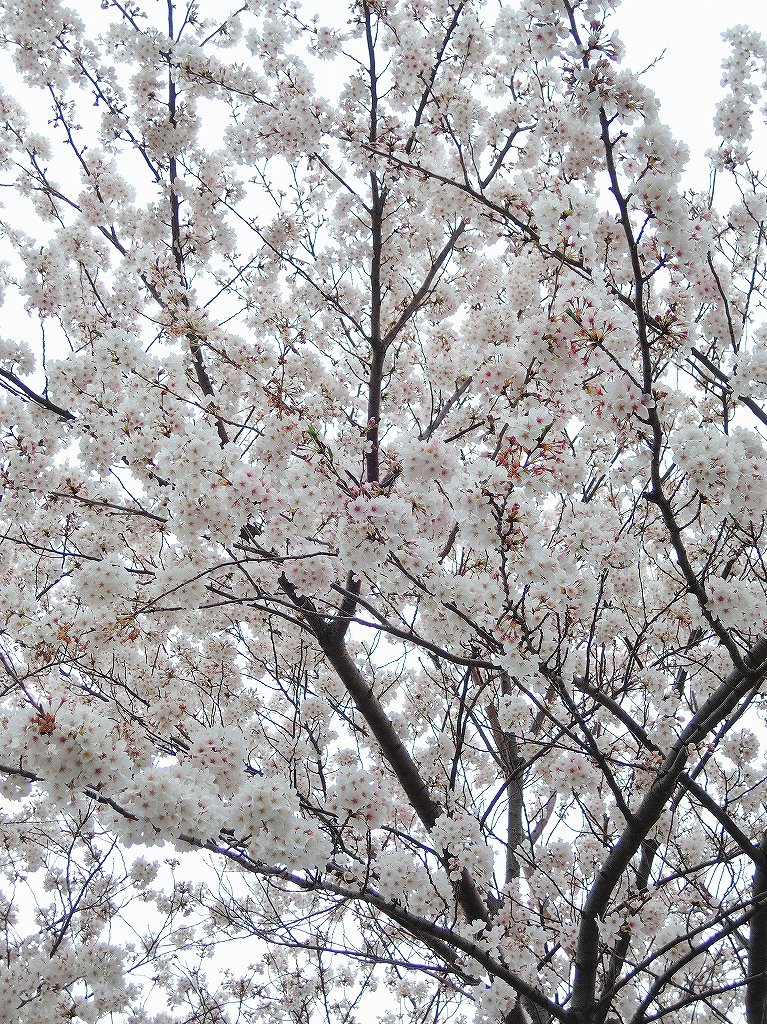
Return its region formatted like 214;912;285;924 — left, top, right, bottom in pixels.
0;2;766;1023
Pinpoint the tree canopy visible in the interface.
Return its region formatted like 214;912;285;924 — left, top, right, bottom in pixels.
1;2;767;1023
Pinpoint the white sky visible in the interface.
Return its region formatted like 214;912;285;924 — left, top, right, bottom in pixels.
615;0;766;179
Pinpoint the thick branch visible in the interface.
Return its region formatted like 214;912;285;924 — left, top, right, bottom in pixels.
571;636;767;1022
599;839;657;1009
747;832;767;1024
203;848;569;1022
486;692;524;885
167;0;228;448
0;368;75;420
318;629;489;926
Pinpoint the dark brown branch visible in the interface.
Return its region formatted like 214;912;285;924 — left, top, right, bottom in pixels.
167;0;228;449
404;2;466;156
200;846;569;1022
747;832;767;1024
316;627;489;927
571;636;767;1022
628;892;767;1024
679;774;766;869
485;688;524;885
0;368;75;420
382;222;466;348
689;345;767;429
599;839;657;1006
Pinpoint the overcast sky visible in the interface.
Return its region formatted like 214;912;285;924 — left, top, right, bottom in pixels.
615;0;765;180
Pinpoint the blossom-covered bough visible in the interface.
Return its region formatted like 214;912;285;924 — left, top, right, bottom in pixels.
1;1;767;1022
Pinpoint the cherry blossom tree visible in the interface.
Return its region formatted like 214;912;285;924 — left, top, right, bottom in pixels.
1;1;767;1022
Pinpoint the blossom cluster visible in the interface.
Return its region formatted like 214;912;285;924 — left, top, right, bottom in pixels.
0;1;766;1022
